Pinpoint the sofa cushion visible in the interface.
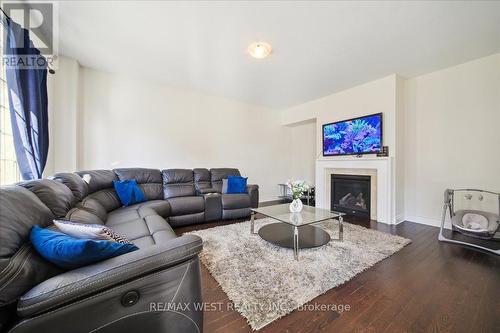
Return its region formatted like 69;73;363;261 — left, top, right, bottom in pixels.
162;169;195;198
210;168;241;193
84;189;121;212
106;200;170;227
131;230;176;248
167;196;205;216
221;193;251;210
106;209;140;226
75;170;118;194
0;186;53;259
137;200;170;218
114;168;163;200
0;186;60;306
194;168;211;193
169;212;205;227
106;219;151;241
78;198;108;222
20;179;75;218
105;213;176;248
114;168;162;184
222;207;251;220
65;208;105;225
137;183;163;200
52;173;88;203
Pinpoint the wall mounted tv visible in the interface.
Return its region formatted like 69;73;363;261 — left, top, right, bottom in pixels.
322;113;383;156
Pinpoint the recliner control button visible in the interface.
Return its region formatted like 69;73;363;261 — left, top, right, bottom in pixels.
121;291;140;307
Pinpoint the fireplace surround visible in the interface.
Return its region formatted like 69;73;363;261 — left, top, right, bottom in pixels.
315;157;398;224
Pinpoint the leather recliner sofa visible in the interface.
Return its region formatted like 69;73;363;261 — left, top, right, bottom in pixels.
0;167;258;333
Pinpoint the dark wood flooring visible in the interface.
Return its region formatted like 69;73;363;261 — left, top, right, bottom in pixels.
175;215;500;333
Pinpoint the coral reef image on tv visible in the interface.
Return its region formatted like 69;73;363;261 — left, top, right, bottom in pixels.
323;113;382;156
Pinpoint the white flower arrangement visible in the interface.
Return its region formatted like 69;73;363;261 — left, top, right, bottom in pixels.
286;180;310;200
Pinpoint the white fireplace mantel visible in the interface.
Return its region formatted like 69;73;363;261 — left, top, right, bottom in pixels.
315;157;396;224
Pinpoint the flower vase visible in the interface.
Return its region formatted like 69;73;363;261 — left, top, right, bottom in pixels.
289;198;303;213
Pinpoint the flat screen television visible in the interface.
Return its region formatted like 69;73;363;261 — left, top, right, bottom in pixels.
322;113;383;156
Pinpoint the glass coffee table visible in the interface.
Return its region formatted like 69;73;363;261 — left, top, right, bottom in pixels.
250;204;345;260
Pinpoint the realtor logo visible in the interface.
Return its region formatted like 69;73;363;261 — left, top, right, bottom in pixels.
1;0;58;68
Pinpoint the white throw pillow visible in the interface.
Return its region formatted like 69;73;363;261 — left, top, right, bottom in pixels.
53;220;132;244
222;179;228;194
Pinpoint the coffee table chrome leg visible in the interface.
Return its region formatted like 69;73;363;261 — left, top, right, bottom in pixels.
339;215;343;242
331;215;344;242
250;211;257;235
293;226;299;260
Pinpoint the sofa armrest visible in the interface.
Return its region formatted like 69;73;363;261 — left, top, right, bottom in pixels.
17;235;202;318
196;187;219;195
247;184;259;208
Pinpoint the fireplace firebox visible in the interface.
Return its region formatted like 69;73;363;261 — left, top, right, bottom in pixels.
331;174;371;218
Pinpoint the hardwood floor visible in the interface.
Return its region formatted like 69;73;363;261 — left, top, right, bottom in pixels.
175;216;500;333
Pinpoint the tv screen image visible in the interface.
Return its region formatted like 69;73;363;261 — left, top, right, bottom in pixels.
323;113;382;156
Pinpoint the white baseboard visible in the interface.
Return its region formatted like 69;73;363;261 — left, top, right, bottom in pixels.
259;196;281;204
405;215;452;229
396;214;405;224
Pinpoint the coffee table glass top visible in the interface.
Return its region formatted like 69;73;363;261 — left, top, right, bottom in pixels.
251;204;344;226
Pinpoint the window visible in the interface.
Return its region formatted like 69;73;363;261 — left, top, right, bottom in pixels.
0;22;21;184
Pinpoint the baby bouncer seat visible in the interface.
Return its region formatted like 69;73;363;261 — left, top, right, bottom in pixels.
439;189;500;255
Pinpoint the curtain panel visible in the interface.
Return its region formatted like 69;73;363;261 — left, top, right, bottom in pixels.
3;15;49;180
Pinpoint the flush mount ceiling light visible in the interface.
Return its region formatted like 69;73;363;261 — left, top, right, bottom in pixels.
248;42;272;59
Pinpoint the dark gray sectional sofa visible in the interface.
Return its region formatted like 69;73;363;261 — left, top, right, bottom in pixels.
0;167;258;333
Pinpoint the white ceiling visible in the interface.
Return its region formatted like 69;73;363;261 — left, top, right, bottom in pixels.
57;1;500;109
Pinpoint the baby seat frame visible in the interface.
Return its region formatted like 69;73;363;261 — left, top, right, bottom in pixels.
439;189;499;255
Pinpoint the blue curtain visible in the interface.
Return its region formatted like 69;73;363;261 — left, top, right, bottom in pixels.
3;17;49;180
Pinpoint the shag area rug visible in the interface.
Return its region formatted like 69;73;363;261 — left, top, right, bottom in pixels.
187;218;411;330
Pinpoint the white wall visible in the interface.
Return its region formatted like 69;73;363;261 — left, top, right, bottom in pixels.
47;54;499;222
404;53;500;226
45;56;80;176
47;60;308;202
282;75;399;159
287;120;316;184
72;67;294;201
281;55;500;226
281;75;404;220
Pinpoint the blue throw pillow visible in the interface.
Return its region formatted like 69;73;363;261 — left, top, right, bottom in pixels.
30;226;138;270
113;179;147;206
227;176;248;194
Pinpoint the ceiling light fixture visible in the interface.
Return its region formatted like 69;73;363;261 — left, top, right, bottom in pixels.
248;42;272;59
